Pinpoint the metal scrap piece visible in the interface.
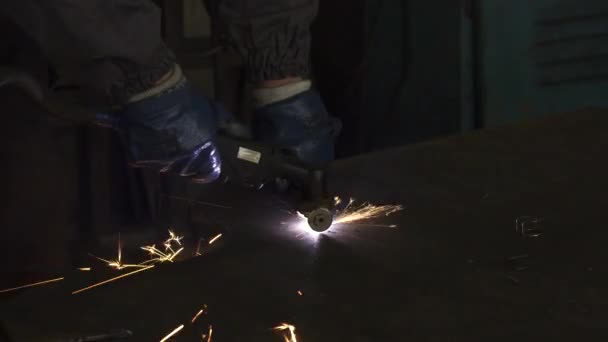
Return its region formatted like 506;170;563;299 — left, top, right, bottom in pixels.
515;216;544;238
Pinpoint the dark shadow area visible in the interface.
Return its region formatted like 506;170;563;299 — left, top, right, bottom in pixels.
2;2;608;341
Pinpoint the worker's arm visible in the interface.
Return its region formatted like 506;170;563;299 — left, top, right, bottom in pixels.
1;1;225;182
209;0;341;164
1;1;172;105
2;0;339;179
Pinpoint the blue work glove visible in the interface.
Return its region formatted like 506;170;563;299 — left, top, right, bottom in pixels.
96;78;225;184
253;89;341;166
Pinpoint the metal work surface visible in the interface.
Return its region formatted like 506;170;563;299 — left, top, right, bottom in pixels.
2;109;608;341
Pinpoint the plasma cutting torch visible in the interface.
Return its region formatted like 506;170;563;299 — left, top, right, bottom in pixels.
0;67;336;232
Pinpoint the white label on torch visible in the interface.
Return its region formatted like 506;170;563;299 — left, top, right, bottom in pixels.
237;147;262;164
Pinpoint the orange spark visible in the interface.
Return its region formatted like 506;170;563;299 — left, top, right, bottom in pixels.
168;247;184;261
72;265;154;294
141;244;166;257
92;254;147;270
163;230;184;253
207;325;213;342
191;308;205;323
333;197;403;225
334;196;342;206
118;232;122;265
141;245;174;263
297;290;303;296
195;238;203;256
91;232;148;270
141;231;186;265
208;234;222;245
273;323;297;342
0;277;64;294
160;324;184;342
95;233;123;269
77;267;91;271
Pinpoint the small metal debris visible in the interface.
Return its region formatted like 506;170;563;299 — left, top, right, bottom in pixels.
507;254;529;272
515;216;544;238
507;254;529;261
506;276;519;285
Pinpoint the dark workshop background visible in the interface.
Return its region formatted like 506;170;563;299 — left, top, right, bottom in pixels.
1;0;608;278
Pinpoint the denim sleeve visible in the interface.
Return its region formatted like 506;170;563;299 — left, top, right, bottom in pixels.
210;0;319;83
1;1;174;105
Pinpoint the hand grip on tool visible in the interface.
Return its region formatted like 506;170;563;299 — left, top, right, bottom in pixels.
216;135;335;232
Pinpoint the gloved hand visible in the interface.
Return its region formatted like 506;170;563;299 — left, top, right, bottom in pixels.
253;89;341;166
96;78;227;184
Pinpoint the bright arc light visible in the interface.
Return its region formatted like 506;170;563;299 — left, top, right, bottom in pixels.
294;212;322;238
288;197;403;240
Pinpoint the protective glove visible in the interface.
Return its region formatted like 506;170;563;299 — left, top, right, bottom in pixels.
96;78;227;184
253;89;341;166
